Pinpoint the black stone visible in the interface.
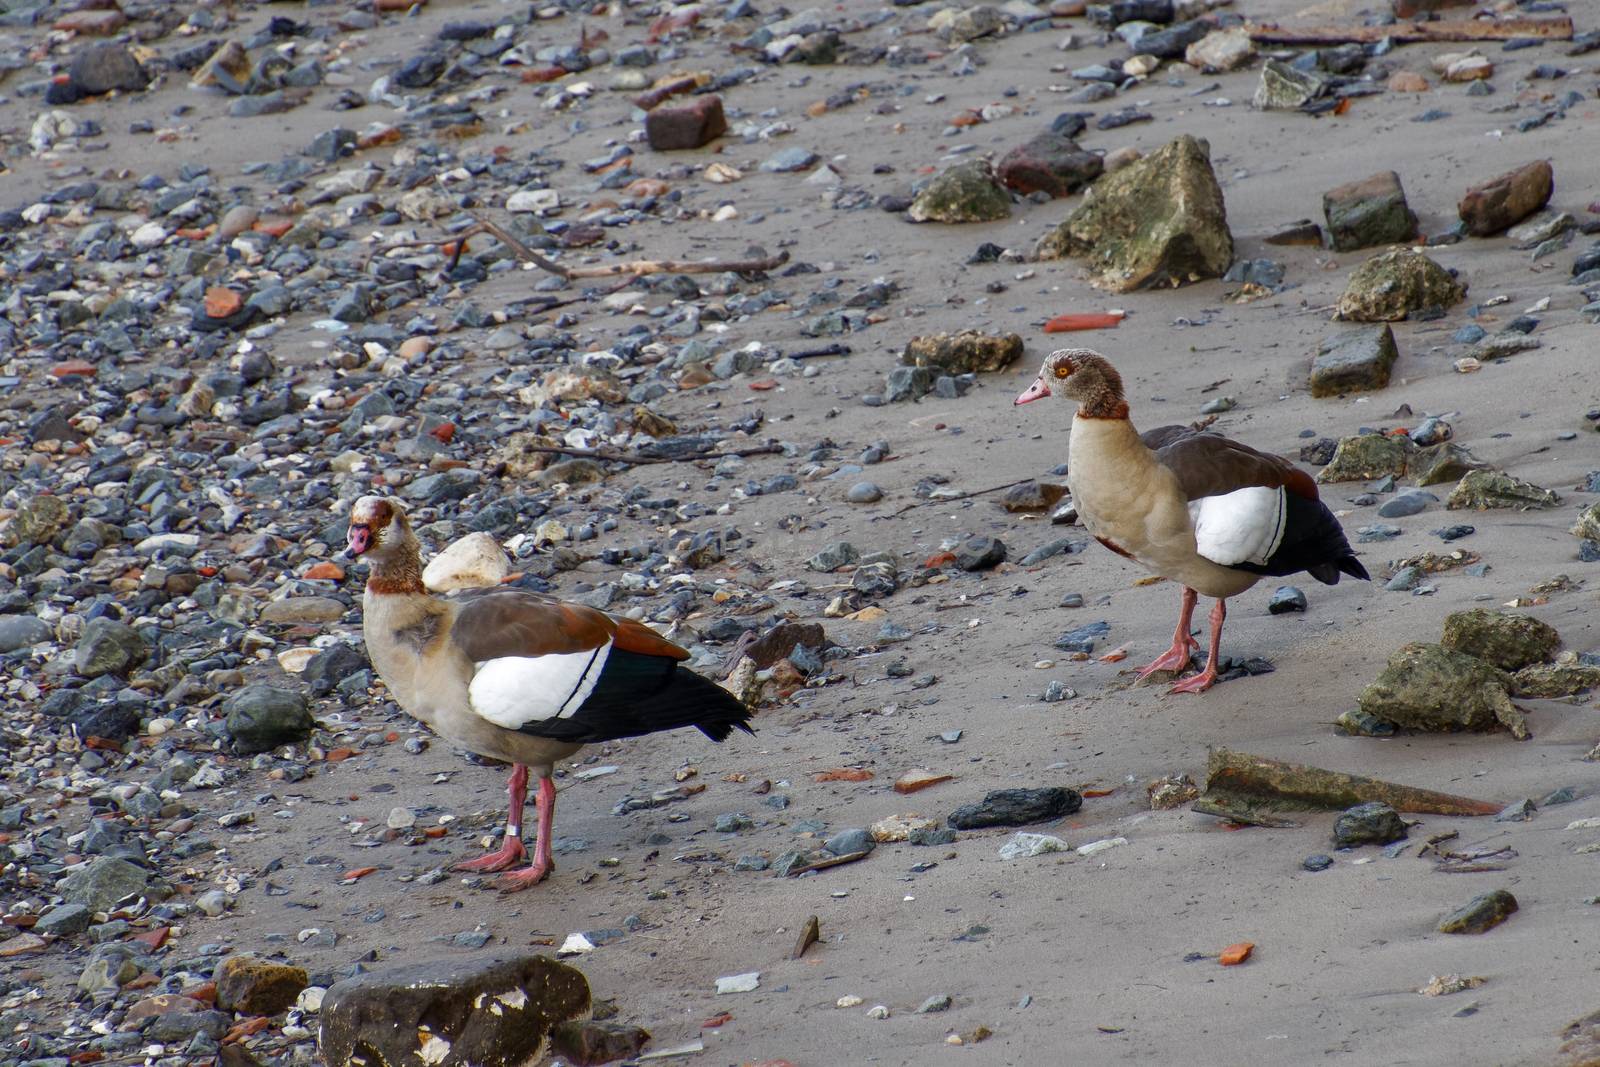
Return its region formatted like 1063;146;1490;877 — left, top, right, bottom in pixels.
1331;801;1406;848
947;787;1082;830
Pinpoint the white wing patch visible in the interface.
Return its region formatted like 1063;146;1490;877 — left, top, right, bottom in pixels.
469;640;612;728
1189;486;1287;567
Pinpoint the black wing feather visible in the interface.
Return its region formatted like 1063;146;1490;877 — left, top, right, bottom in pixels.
516;649;755;744
1228;492;1369;585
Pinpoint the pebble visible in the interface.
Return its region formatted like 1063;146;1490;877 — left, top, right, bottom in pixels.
846;481;884;504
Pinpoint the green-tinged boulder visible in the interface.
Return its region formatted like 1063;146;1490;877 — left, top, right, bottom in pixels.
1310;325;1397;397
1253;59;1327;109
1446;469;1559;511
58;856;151;912
900;330;1023;374
1323;171;1416;252
1410;442;1488;487
1357;642;1527;738
318;954;591;1067
1570;501;1600;541
8;494;71;547
1314;433;1411;483
74;618;147;678
1336;249;1465;322
1440;609;1559;671
907;160;1012;224
1034;134;1233;292
1511;660;1600;698
1438;889;1517;934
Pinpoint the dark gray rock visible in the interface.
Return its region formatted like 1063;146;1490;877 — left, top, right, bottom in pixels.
57;856;150;911
1438;889;1518;934
948;787;1082;830
1331;802;1407;848
35;902;93;936
824;828;874;855
0;614;51;652
70;43;149;95
75;618;146;678
223;686;314;754
1268;586;1307;614
1310;325;1398;397
1323;171;1415;252
955;536;1006;571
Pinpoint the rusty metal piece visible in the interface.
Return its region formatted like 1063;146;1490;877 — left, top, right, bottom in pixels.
1202;747;1501;816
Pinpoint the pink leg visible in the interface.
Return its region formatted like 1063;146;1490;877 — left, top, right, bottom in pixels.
453;764;529;873
1169;599;1226;695
1135;587;1202;681
498;776;555;891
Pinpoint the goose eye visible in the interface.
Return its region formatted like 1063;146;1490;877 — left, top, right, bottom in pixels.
1052;364;1072;380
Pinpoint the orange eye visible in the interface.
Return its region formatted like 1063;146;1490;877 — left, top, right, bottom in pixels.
1052;364;1072;379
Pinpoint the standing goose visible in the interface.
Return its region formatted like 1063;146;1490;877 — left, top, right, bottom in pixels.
1015;350;1368;693
345;495;754;890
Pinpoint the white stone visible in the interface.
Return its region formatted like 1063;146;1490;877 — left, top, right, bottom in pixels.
297;986;327;1014
507;188;561;214
998;832;1070;859
423;532;511;592
136;533;200;555
130;222;168;250
386;806;417;829
1076;836;1129;857
836;994;864;1008
715;971;761;994
558;932;596;956
276;647;318;674
1185;27;1254;72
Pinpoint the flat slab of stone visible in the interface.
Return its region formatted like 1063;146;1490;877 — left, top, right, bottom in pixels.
1310;325;1398;397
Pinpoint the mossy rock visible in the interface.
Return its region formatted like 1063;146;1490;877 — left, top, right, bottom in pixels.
908;160;1012;224
1571;500;1600;541
1357;642;1526;738
1035;134;1233;292
1314;432;1411;483
1511;661;1600;698
8;494;70;548
1411;442;1487;487
900;330;1023;373
1336;249;1465;322
1446;469;1559;511
1440;609;1560;671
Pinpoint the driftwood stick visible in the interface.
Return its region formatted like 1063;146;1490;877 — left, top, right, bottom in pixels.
883;478;1034;518
1246;15;1572;46
512;442;785;466
368;213;790;284
562;249;790;280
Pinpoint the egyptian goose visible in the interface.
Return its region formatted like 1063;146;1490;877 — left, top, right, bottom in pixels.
344;495;754;890
1015;350;1368;693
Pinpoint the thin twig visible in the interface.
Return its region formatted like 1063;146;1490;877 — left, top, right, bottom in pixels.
510;442;785;466
883;478;1034;518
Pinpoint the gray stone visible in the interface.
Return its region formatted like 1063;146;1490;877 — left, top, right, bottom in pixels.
70;43;149;95
1323;171;1416;252
806;541;858;572
823;828;874;855
955;536;1006;570
761;147;819;173
223;686;314;754
915;994;954;1014
1438;889;1518;934
34;902;93;936
1331;802;1407;848
846;482;883;504
58;856;150;912
0;614;51;652
1377;492;1434;518
1267;586;1307;614
1311;326;1398;397
75;618;146;678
